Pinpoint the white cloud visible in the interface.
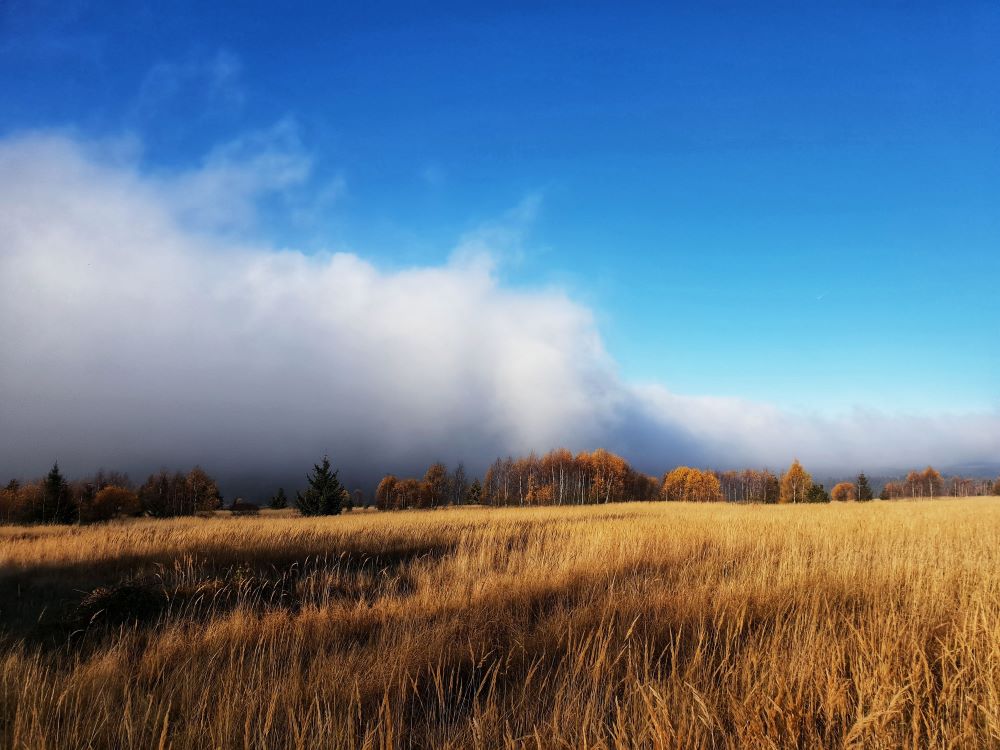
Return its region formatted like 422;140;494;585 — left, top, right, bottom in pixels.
0;132;997;493
154;119;313;232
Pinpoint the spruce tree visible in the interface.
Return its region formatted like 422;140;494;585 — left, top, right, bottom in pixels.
43;462;75;524
805;482;830;503
296;456;346;516
856;473;874;501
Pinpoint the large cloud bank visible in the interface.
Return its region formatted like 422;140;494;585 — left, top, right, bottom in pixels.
1;133;997;493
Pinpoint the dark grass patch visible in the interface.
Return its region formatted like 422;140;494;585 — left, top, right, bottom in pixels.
72;583;168;627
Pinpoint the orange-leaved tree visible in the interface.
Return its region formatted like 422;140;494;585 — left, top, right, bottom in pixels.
780;459;812;504
80;485;140;523
830;482;856;502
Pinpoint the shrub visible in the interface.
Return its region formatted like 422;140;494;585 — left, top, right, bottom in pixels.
269;488;288;509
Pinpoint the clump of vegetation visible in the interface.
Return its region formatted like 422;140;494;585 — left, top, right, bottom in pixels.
72;582;167;627
268;487;289;509
229;500;260;516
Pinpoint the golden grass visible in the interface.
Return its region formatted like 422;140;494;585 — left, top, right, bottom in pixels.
2;499;999;748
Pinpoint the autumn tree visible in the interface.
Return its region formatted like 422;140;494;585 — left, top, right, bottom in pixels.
956;476;993;497
542;448;576;505
80;486;140;523
397;478;422;508
135;467;219;517
421;462;449;508
524;473;547;505
0;479;23;523
483;457;514;506
96;469;131;490
480;449;650;506
449;463;469;505
856;473;873;501
662;467;693;501
830;482;856;502
375;475;399;510
694;471;723;502
296;456;346;516
139;470;178;517
11;482;44;524
921;466;942;498
882;480;905;499
780;460;812;504
350;488;364;510
661;467;723;502
186;466;221;512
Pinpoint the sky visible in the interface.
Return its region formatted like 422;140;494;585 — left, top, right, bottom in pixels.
1;1;998;492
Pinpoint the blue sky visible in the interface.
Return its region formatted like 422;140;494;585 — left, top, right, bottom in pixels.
1;1;998;423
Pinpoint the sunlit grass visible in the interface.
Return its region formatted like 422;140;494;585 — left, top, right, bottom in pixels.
2;499;999;748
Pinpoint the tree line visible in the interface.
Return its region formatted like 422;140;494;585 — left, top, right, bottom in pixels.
377;450;664;509
481;449;661;506
375;462;482;510
1;452;997;524
0;464;224;525
0;456;352;524
879;466;994;499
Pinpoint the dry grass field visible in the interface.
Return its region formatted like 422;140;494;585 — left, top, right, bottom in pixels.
1;499;999;749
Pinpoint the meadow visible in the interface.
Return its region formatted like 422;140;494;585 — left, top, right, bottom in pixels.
1;499;999;749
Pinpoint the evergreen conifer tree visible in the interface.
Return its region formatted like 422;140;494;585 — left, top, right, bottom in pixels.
296;456;345;516
42;462;75;523
856;473;874;501
805;482;830;503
